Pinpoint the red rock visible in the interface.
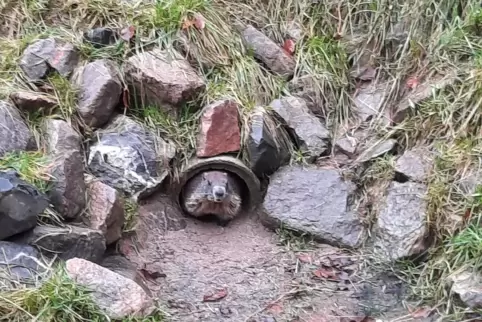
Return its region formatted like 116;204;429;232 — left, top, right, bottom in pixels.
196;99;241;157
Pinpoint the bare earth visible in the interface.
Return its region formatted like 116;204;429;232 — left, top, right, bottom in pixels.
118;195;417;322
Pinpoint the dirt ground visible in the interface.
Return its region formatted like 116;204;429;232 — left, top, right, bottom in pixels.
117;194;422;322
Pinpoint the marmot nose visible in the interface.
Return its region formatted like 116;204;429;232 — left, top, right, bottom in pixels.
213;187;226;198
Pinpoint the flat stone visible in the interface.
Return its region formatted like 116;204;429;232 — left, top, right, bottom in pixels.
238;24;296;78
288;76;324;117
395;147;434;182
261;165;365;248
353;82;389;122
269;96;330;162
19;38;79;81
14;224;106;263
196;99;241;157
0;241;49;290
66;258;154;319
374;182;429;261
0;170;49;240
87;114;176;200
85;179;125;245
450;269;482;309
0;101;35;157
101;255;151;294
43;119;86;219
9;91;57;113
77;59;122;128
124;48;205;114
246;107;291;177
357;139;397;163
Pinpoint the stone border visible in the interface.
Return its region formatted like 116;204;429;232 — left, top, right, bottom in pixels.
167;156;262;215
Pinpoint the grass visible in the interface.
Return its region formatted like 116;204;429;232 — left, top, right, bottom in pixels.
2;0;482;320
0;151;52;193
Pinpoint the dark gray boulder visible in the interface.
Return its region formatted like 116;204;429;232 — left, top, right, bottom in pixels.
261;165;365;248
43;119;86;219
0;171;49;240
87;115;176;200
373;181;429;261
246;107;291;177
269;96;330;162
77;59;122;128
13;224;106;263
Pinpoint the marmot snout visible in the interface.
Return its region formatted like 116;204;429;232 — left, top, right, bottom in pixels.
181;170;243;225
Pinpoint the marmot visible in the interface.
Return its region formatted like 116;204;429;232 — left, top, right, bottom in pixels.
181;170;243;226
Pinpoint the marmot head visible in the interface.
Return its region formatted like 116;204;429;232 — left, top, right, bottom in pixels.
201;170;229;203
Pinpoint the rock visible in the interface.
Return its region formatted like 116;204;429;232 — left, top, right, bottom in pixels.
77;59;122;127
246;107;291;177
450;269;482;309
87;114;176;199
85;179;125;245
0;170;49;240
100;255;150;294
83;27;118;48
261;165;365;248
288;76;323;117
0;101;35;157
19;38;79;81
353;82;389;122
374;182;428;261
269;96;330;162
14;224;106;263
9;91;57;113
238;24;296;78
284;21;303;42
0;241;49;290
335;136;357;157
196;99;241;157
43;119;86;219
66;258;154;319
124;48;205;114
357;139;397;163
458;168;482;197
395;147;434;182
393;72;457;123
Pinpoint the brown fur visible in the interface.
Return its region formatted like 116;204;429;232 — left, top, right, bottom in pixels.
181;170;243;223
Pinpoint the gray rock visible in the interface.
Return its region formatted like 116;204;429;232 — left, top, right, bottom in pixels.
246;107;291;177
335;136;357;157
83;27;118;48
19;38;79;81
458;167;482;197
0;241;49;290
77;59;122;128
0;171;49;240
288;76;324;118
269;96;330;162
450;269;482;309
0;101;35;157
9;91;57;114
87;114;176;200
395;147;434;182
85;179;125;245
374;182;429;261
14;224;106;263
353;82;389;122
66;258;154;319
43;119;86;219
261;165;365;248
124;48;205;115
284;21;303;42
357;139;397;163
238;24;296;78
